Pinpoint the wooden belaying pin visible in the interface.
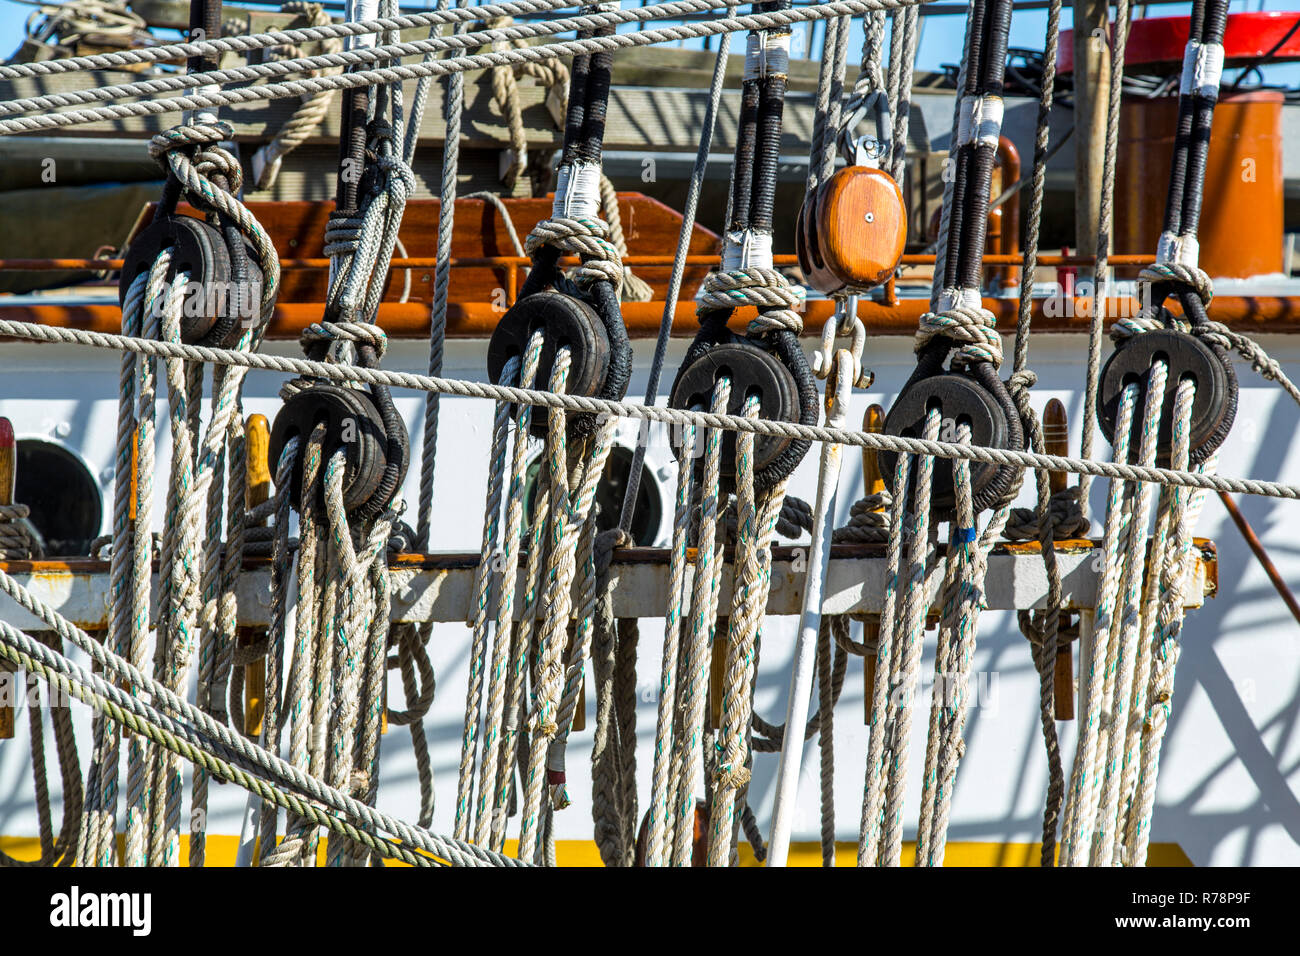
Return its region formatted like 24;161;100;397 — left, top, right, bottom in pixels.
861;404;886;498
861;405;885;726
1044;399;1069;498
1043;399;1075;721
708;619;729;731
0;418;14;740
569;624;586;732
241;414;270;738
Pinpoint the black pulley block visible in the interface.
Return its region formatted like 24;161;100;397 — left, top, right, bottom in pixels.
487;290;612;436
268;382;391;516
1097;328;1236;466
880;373;1011;513
667;341;801;480
119;216;266;346
202;229;267;349
120;215;231;344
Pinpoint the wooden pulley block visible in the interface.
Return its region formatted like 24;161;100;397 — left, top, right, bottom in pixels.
795;196;843;295
796;166;907;295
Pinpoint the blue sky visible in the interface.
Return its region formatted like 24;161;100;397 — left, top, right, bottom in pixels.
0;0;1296;85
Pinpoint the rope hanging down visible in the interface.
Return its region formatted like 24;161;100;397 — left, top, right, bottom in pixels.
1062;0;1258;869
648;0;818;867
860;0;1023;868
456;2;634;865
259;8;416;864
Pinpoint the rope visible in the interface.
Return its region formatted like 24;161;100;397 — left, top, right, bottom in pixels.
670;380;730;866
1079;0;1133;506
708;396;787;866
0;318;1296;500
483;13;570;190
249;2;344;191
599;174;654;302
0;0;933;137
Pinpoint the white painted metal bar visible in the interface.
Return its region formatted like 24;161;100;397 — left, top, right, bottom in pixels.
0;544;1212;632
767;350;852;867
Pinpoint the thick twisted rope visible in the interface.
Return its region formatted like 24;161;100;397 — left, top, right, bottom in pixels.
0;0;931;137
0;318;1295;499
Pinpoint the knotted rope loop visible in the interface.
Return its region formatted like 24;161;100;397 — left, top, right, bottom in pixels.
830;493;893;544
299;320;389;360
148;119;280;321
524;215;624;292
1004;486;1090;541
150;120;247;212
1138;261;1214;312
594;525;632;579
914;305;1003;370
696;267;805;335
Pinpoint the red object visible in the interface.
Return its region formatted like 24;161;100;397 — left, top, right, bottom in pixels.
1060;11;1300;74
0;418;12;450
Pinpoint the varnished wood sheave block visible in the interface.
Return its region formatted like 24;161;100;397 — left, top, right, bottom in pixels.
797;167;907;296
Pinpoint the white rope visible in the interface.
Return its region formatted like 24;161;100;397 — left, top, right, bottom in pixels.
0;318;1293;500
0;0;931;136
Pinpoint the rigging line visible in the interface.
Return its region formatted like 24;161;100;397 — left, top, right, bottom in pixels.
616;6;735;536
0;317;1296;499
0;0;734;119
1078;0;1132;508
0;0;933;136
0;0;590;79
416;0;468;551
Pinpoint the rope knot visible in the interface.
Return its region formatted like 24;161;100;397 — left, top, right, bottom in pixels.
716;763;752;790
0;503;40;560
191;147;243;194
299;320;388;357
1138;261;1214;308
831;494;893;543
1007;369;1037;392
915;306;1003;369
594;527;632;578
148;120;232;165
696;268;806;338
525;216;625;292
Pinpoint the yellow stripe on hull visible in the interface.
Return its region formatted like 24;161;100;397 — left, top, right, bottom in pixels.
0;835;1193;867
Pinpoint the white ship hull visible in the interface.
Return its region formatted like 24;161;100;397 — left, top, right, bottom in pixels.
0;329;1297;866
